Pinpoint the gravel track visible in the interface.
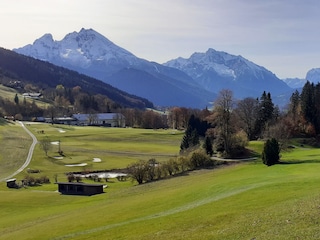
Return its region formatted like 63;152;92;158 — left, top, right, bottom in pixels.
0;121;37;182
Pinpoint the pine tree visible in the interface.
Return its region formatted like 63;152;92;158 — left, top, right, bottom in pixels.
300;81;315;124
14;93;19;105
191;129;200;146
180;134;190;150
254;91;275;138
203;136;213;156
289;90;300;121
262;138;280;166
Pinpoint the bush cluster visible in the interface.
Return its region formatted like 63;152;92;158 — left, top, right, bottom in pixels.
23;175;50;186
127;150;224;184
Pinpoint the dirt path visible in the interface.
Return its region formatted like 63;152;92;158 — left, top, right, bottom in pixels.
211;156;258;162
0;121;37;182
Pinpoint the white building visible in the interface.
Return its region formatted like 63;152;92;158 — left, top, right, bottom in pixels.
72;113;125;127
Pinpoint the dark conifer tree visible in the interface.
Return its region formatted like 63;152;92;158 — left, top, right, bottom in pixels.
262;138;280;166
289;90;300;121
14;93;19;105
253;91;275;138
191;129;200;146
180;134;190;151
203;136;213;156
300;81;315;125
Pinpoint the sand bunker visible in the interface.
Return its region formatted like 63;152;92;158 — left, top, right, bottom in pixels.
93;158;102;163
58;129;66;133
83;172;127;179
53;156;64;160
51;141;60;145
65;163;87;167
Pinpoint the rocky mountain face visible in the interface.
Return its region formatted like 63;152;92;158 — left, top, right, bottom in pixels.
164;49;291;99
14;28;213;108
282;78;306;89
14;28;293;108
281;69;320;90
306;68;320;84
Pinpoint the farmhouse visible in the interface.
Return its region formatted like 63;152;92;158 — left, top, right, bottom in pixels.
22;92;42;99
57;182;104;196
72;113;125;127
42;113;125;127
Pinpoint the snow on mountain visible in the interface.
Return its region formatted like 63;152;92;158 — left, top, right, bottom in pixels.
14;28;139;74
281;78;306;89
306;68;320;84
164;48;290;99
14;28;213;108
13;28;293;107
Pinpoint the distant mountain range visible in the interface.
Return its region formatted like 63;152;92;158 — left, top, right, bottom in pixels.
14;28;213;108
281;68;320;89
164;48;290;98
13;28;320;107
281;78;306;89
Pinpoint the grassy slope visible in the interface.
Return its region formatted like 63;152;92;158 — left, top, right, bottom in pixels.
0;84;18;100
0;84;50;108
1;124;320;239
0;121;31;179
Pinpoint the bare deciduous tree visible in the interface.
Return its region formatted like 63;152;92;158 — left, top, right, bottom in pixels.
213;89;235;155
235;97;259;140
127;160;149;184
39;136;52;156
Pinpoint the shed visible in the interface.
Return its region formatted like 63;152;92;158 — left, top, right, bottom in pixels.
6;178;18;188
57;182;104;196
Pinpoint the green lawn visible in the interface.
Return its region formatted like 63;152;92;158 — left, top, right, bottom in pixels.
1;123;320;239
0;121;31;180
0;84;51;108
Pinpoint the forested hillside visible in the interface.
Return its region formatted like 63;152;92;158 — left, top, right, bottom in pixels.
0;47;153;109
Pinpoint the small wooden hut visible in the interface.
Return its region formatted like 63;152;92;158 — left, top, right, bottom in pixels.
6;178;18;188
57;182;104;196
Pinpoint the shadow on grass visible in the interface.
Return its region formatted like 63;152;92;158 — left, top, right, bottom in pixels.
279;159;320;164
0;119;14;126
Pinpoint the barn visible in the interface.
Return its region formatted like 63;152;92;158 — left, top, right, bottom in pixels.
57;182;104;196
72;113;125;127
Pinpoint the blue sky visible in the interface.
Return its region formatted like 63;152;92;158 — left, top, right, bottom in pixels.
1;0;320;78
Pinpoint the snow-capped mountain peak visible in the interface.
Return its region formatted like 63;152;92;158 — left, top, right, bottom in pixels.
306;68;320;83
165;48;264;82
13;28;291;107
164;48;289;98
14;28;138;71
34;33;54;45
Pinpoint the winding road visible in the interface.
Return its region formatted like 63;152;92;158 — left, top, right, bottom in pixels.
0;121;37;182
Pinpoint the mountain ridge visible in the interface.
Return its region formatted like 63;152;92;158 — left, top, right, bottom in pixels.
164;48;291;99
15;28;213;108
14;28;299;107
0;47;153;109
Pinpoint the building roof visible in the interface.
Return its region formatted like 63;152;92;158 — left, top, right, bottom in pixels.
72;113;123;121
56;182;103;187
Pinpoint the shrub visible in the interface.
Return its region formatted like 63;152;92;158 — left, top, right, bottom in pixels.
163;158;180;176
23;175;50;186
177;156;190;172
38;175;50;184
189;150;212;169
127;160;149;184
67;173;75;182
262;138;280;166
